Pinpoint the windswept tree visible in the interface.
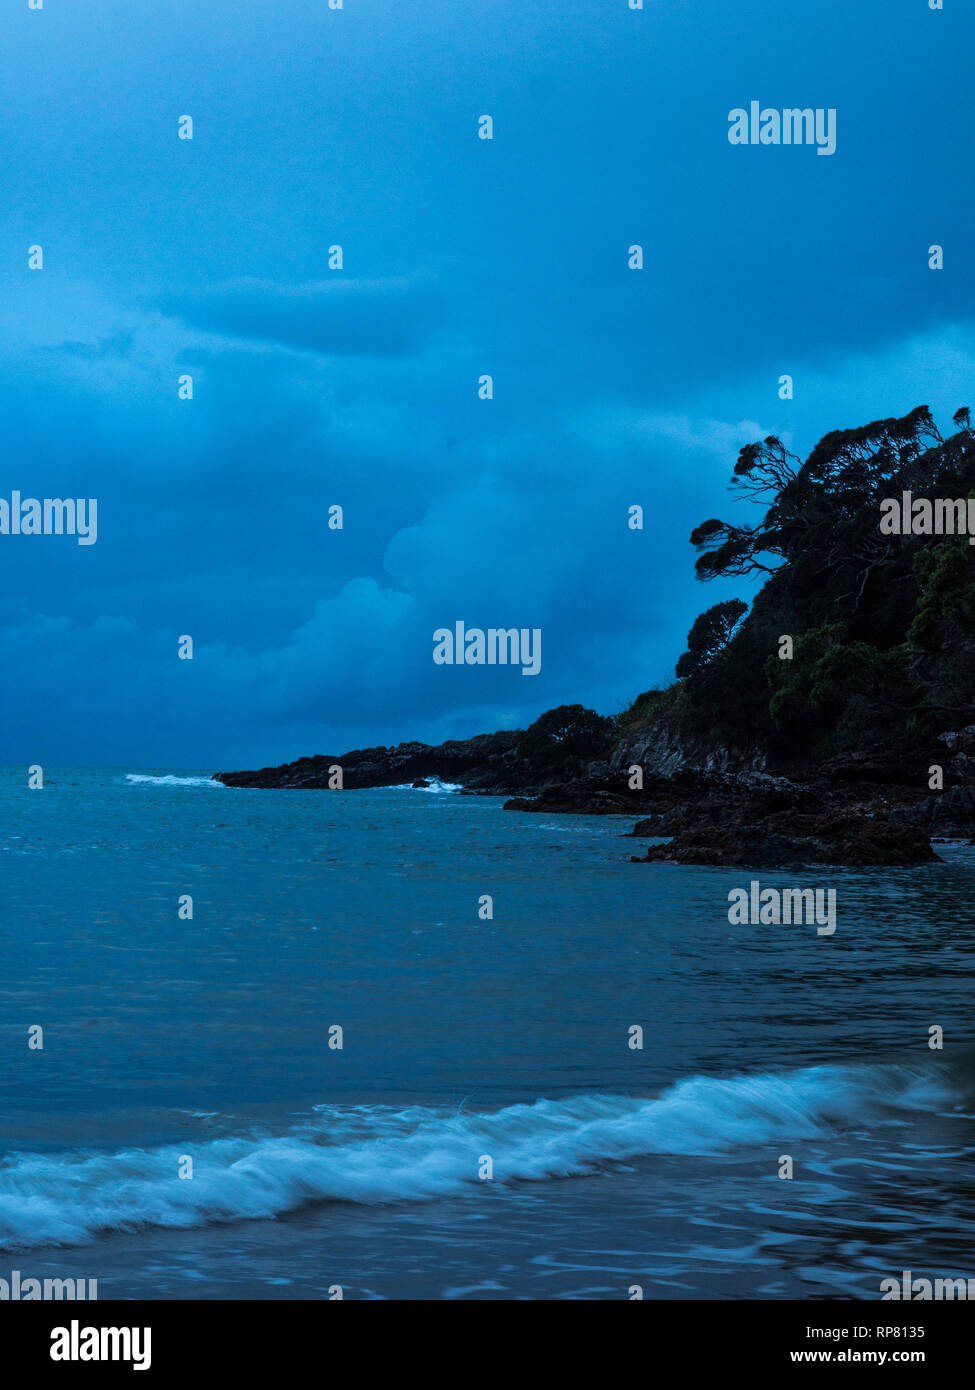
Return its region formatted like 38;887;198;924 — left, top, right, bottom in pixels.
666;405;975;758
689;435;801;580
675;599;748;678
690;407;951;592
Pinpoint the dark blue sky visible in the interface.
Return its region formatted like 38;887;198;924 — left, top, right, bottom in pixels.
1;0;971;768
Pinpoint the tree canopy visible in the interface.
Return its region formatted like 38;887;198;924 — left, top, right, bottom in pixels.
517;704;615;767
627;405;975;762
675;599;748;679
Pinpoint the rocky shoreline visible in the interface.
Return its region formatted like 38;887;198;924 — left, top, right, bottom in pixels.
212;724;975;867
214;730;524;794
212;407;975;870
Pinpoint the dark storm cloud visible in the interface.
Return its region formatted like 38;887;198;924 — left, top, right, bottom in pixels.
161;277;439;358
0;0;971;767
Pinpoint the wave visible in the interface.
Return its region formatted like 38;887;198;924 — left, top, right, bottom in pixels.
0;1059;965;1250
385;778;464;793
124;774;220;788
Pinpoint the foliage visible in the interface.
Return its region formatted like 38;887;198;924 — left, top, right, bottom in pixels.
517;704;616;767
675;599;748;678
624;406;975;761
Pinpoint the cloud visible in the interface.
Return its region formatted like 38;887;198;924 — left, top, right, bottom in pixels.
2;262;973;769
58;329;136;360
160;277;439;358
584;411;773;464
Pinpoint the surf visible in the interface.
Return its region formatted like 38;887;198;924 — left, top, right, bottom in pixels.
0;1057;966;1252
124;774;220;788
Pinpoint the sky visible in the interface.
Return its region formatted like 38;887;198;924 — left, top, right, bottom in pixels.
0;0;972;769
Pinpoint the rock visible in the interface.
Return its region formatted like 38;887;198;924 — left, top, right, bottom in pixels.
813;750;932;785
935;729;975;784
503;782;641;814
502;769;789;818
214;730;526;792
892;784;975;836
213;715;943;872
610;722;769;779
632;808;937;867
628;817;662;836
937;726;975;753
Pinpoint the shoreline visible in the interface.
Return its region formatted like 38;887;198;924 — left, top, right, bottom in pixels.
211;727;975;867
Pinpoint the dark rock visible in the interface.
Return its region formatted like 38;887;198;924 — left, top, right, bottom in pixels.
892;784;975;836
214;730;526;792
214;718;943;874
813;749;933;786
629;817;663;837
503;781;644;814
632;808;937;867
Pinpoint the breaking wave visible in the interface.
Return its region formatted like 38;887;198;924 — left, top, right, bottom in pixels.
385;779;464;793
124;774;220;788
0;1059;965;1250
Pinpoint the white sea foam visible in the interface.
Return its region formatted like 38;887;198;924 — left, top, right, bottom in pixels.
385;779;464;793
0;1061;960;1251
125;774;221;788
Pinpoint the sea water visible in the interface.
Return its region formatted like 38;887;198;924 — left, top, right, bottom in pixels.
2;768;973;1299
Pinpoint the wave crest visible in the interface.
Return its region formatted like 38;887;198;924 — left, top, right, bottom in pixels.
125;774;220;788
0;1060;963;1250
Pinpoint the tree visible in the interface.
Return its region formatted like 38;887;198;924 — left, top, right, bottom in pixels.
675;599;748;678
690;407;945;588
633;406;975;763
517;704;615;767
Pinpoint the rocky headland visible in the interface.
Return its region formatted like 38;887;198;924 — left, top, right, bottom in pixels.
212;723;975;867
214;406;975;869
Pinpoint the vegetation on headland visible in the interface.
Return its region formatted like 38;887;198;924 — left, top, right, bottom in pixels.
500;404;975;862
616;405;975;768
516;704;615;769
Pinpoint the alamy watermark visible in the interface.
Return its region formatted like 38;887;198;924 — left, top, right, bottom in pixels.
728;879;836;935
881;1270;974;1300
433;621;541;676
1;1269;97;1300
728;102;836;156
880;491;975;544
0;492;97;545
50;1320;150;1371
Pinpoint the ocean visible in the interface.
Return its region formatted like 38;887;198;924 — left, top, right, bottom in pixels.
2;768;973;1300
